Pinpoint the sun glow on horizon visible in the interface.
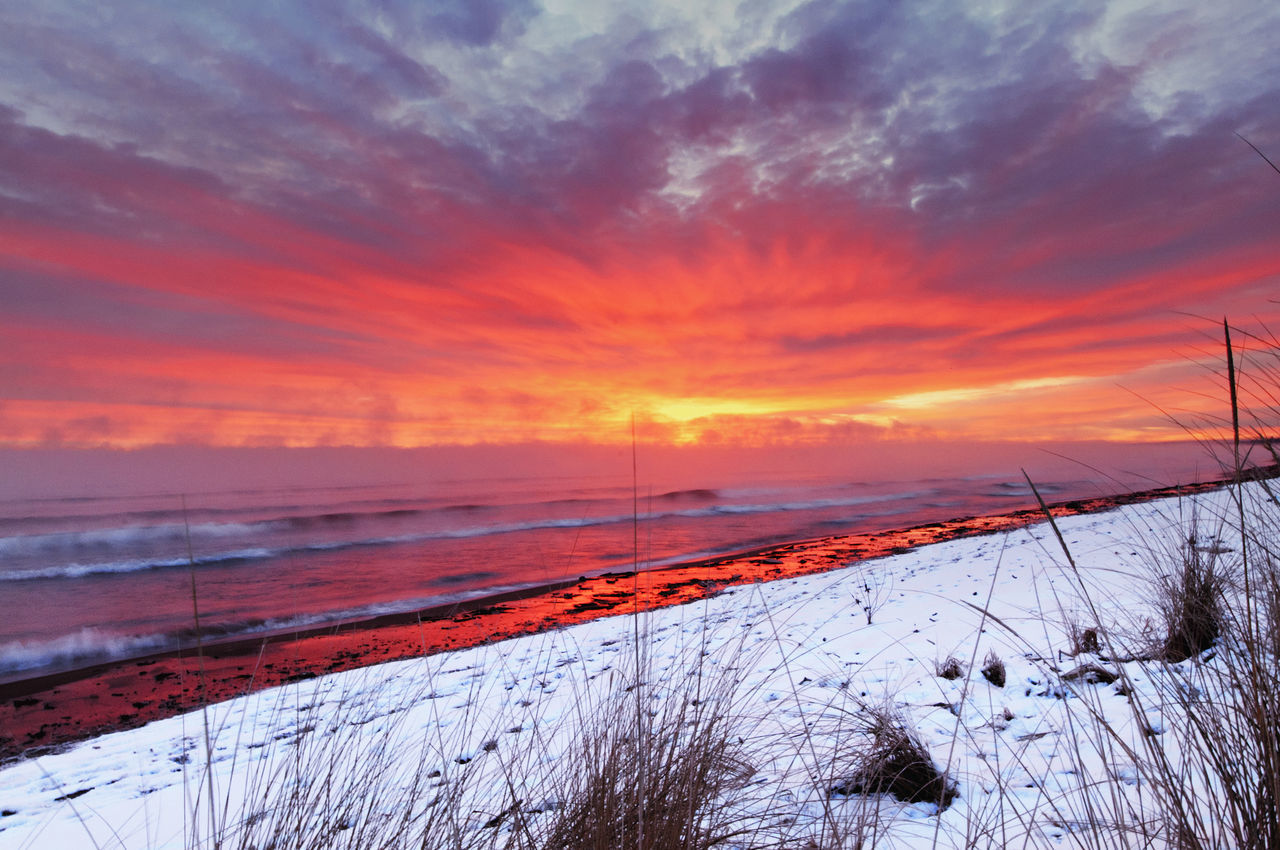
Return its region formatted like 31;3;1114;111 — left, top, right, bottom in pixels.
876;376;1097;412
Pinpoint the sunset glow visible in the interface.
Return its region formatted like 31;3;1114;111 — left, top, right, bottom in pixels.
2;1;1278;453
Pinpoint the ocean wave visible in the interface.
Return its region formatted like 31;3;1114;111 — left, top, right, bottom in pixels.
0;548;277;581
0;520;272;557
988;480;1071;494
0;490;932;583
0;495;465;534
0;628;172;678
429;570;500;586
0;583;543;678
0;500;549;551
706;490;931;515
655;488;719;501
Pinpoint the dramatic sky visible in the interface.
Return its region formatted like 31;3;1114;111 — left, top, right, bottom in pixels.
2;0;1278;451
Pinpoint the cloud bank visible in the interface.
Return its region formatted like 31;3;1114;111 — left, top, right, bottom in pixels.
0;0;1277;448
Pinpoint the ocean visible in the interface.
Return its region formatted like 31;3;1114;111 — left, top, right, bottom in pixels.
0;443;1217;683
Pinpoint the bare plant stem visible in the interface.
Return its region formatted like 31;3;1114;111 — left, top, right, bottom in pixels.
1226;319;1256;638
182;494;219;849
1237;131;1280;177
630;412;646;850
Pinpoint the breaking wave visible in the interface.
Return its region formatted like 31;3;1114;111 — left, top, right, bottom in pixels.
0;629;172;679
0;488;935;583
0;582;542;679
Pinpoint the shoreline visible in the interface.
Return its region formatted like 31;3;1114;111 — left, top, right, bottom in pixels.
0;471;1257;763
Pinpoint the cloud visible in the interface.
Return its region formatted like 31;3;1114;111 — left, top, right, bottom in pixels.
366;0;538;47
778;324;962;354
0;0;1278;449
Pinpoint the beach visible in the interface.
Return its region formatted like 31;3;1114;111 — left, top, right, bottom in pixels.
1;474;1270;848
0;474;1229;763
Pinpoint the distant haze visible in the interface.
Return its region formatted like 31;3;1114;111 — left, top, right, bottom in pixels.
0;441;1224;502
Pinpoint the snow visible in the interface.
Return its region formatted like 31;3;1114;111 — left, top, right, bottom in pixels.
0;484;1247;848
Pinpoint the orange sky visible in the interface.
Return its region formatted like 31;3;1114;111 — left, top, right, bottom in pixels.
1;1;1278;452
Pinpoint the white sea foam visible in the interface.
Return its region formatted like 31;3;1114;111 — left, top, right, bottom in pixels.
0;581;546;679
0;548;276;581
0;629;171;679
0;521;266;555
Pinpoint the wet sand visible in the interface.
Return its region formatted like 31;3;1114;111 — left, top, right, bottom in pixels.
0;474;1242;763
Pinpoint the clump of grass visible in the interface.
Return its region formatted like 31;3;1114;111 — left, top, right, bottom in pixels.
1065;621;1101;656
935;655;965;681
182;670;496;850
1126;320;1280;848
981;650;1006;688
1153;529;1227;662
830;703;955;810
1134;503;1280;849
528;688;754;850
1035;317;1280;850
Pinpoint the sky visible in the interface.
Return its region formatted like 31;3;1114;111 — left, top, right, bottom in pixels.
2;0;1279;456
